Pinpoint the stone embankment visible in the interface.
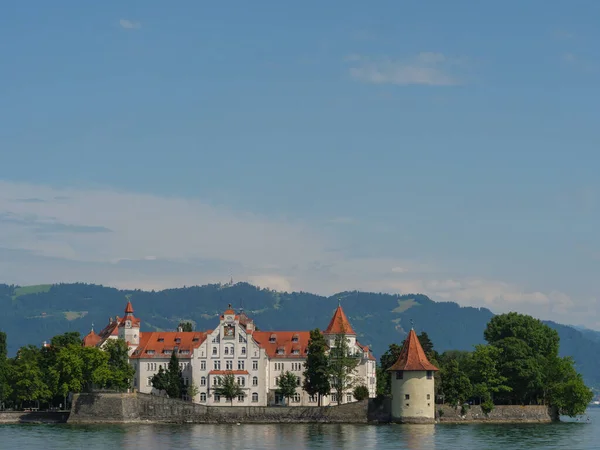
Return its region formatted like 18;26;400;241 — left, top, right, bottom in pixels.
437;404;557;423
68;393;558;425
69;392;370;424
0;411;69;424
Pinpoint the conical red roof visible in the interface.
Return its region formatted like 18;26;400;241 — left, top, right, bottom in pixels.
388;329;439;371
82;329;101;348
125;301;134;315
324;305;356;335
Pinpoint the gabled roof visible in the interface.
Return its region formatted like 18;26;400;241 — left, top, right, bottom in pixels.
324;305;356;335
130;331;209;359
82;329;101;348
388;329;439;372
252;331;310;358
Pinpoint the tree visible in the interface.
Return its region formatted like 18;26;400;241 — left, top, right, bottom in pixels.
440;359;472;407
80;347;111;390
151;366;169;393
54;344;84;408
178;322;193;332
104;339;135;391
165;351;184;399
329;331;359;404
51;332;82;349
277;371;298;406
353;385;369;401
214;372;244;406
186;379;199;401
467;345;511;408
9;346;52;409
377;343;402;396
303;329;330;406
0;331;10;409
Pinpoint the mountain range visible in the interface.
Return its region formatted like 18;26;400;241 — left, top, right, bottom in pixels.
1;282;599;388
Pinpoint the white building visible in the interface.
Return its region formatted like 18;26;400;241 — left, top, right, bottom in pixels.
84;302;377;406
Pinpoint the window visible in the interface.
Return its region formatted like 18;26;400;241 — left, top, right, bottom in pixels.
370;377;375;385
200;392;206;402
396;371;403;380
175;338;181;343
200;377;206;386
292;349;300;355
269;334;276;343
158;337;164;342
292;334;299;343
238;360;245;370
241;347;246;355
184;377;189;386
252;376;258;386
164;350;172;355
309;395;317;403
276;348;285;355
347;394;353;403
147;377;152;387
224;347;229;355
405;394;410;400
237;377;245;386
293;393;301;403
252;393;258;402
238;334;244;343
214;393;221;402
226;360;233;370
292;363;302;371
214;361;221;370
212;347;217;355
201;361;206;371
427;371;433;380
146;350;155;355
253;361;258;371
237;394;244;402
296;378;301;386
427;394;431;400
331;394;338;403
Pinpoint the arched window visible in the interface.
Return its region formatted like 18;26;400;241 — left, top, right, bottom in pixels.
252;393;258;402
200;376;206;386
200;392;206;402
252;376;258;386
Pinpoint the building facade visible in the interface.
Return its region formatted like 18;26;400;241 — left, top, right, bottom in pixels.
84;302;377;406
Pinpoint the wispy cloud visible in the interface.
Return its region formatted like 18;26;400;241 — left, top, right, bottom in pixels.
119;19;141;30
347;52;462;86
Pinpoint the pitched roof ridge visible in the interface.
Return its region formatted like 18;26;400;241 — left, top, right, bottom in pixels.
324;304;356;335
388;329;439;372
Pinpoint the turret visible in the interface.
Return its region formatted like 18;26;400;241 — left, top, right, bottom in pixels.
118;300;140;348
388;329;439;423
323;301;356;348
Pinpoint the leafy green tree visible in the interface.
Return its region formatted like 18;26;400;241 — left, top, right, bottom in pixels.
277;371;298;406
9;346;52;408
54;344;84;407
0;331;10;408
186;379;199;401
80;346;111;390
303;329;330;406
151;366;169;392
353;385;369;401
214;372;244;406
377;343;402;396
545;356;593;416
178;322;194;332
440;359;472;407
51;332;82;349
329;331;359;404
104;339;135;391
165;351;184;399
467;345;511;407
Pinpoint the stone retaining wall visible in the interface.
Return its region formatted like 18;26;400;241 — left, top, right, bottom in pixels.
69;392;370;424
437;404;558;423
0;411;69;424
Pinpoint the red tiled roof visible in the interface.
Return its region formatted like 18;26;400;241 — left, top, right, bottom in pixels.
324;305;356;335
357;341;377;361
209;370;249;375
125;301;134;314
388;329;439;372
130;331;209;359
253;331;310;358
82;330;101;348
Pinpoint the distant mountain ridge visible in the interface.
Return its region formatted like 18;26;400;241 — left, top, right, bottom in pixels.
1;282;599;388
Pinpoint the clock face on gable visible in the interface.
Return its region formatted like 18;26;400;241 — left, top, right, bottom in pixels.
223;324;235;339
126;320;131;328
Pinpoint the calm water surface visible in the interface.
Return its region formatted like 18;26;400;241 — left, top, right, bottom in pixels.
2;409;599;450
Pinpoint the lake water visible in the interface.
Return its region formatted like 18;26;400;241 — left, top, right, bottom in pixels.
1;409;599;450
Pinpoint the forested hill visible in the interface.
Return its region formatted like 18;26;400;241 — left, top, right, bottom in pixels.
1;282;599;387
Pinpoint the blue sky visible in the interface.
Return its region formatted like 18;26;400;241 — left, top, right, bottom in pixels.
1;1;599;328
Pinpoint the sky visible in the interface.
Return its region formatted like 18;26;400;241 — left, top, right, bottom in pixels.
1;1;599;328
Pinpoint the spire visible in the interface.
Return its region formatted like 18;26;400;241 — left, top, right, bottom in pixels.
324;303;356;335
125;300;134;315
388;329;439;372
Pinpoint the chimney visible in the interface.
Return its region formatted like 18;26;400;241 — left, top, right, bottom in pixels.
177;326;183;332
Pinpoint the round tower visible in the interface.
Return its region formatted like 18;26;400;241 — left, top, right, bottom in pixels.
388;329;439;423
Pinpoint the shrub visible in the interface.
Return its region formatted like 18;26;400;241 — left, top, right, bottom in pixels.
460;404;470;416
481;399;494;415
353;385;370;401
437;408;444;418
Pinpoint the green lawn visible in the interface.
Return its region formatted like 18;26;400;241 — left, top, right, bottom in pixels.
12;284;52;299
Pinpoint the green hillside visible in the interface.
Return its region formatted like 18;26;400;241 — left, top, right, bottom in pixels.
0;282;598;388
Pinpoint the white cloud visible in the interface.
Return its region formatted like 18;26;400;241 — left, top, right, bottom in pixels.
0;179;596;329
347;52;461;86
119;19;141;30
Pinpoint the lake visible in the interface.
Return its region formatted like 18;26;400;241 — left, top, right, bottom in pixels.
1;409;598;450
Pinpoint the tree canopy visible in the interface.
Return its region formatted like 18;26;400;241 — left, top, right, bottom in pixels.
303;329;330;406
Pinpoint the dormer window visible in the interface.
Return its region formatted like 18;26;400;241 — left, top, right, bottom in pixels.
292;349;300;355
269;334;277;343
292;334;299;343
164;350;172;355
192;337;199;342
146;350;155;355
276;347;285;355
175;338;181;343
157;338;164;342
